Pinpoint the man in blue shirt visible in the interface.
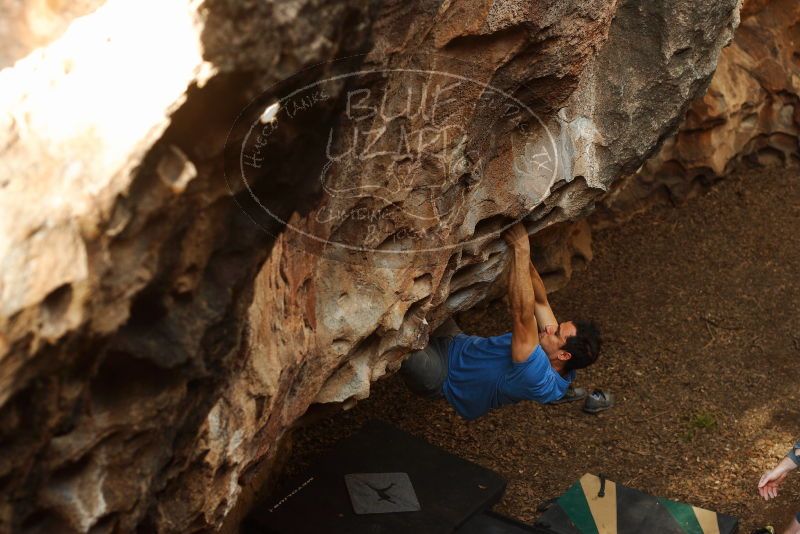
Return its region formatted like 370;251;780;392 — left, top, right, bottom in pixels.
400;223;602;420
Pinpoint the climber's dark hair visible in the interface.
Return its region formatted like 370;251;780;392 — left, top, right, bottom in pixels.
562;321;601;372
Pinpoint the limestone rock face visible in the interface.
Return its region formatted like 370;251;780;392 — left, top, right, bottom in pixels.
0;0;739;531
599;0;800;221
0;0;105;69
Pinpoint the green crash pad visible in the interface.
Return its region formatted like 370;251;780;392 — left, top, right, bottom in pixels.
536;473;738;534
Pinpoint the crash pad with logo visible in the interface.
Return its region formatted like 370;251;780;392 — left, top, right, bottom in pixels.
245;420;506;533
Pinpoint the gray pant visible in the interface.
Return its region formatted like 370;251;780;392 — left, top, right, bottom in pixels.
399;319;462;398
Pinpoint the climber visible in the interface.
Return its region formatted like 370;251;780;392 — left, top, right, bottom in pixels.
399;222;604;420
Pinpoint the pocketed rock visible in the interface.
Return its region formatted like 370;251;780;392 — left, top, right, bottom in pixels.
0;0;739;531
597;0;800;223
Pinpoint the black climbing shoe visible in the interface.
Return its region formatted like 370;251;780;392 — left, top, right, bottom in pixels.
582;389;614;414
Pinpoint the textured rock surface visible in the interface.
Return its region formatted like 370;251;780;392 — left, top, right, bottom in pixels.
0;0;739;531
597;0;800;222
0;0;105;69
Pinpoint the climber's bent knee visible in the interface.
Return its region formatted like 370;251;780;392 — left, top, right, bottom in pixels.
399;336;451;398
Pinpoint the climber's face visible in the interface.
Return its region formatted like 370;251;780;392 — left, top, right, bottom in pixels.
539;321;577;361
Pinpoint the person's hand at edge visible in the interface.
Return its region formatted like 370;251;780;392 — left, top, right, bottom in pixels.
758;456;797;500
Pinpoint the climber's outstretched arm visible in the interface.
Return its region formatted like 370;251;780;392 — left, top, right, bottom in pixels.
529;260;558;333
503;224;539;363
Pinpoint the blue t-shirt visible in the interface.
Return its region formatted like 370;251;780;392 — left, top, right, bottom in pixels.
441;332;574;420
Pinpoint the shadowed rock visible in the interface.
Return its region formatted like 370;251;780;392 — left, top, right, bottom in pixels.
0;0;740;531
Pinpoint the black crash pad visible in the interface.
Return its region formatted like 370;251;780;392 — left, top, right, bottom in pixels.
246;420;506;533
536;473;738;534
456;511;551;533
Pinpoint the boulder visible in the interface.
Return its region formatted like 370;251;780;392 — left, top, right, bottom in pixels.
597;0;800;222
0;0;739;531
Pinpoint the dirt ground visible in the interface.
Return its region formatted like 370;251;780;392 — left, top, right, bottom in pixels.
274;166;800;533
